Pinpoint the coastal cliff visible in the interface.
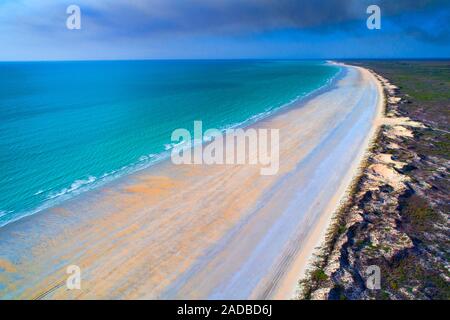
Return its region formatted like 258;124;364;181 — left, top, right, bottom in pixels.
299;61;450;300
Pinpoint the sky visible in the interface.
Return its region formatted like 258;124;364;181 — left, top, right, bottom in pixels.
0;0;449;61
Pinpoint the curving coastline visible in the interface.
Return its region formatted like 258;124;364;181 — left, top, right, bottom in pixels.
0;60;339;229
300;61;449;300
0;64;384;300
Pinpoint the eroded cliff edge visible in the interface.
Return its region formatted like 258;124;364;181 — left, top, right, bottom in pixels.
298;61;449;300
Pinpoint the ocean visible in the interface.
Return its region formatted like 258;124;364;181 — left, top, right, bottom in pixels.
0;60;339;227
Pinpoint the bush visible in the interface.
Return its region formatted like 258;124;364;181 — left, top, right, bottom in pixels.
311;269;328;282
400;194;440;232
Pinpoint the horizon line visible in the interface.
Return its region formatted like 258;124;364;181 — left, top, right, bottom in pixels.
1;57;449;63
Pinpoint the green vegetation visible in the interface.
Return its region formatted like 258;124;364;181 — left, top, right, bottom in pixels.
400;194;441;233
432;135;450;158
379;254;450;300
311;269;328;282
300;61;449;300
350;60;450;136
362;61;450;103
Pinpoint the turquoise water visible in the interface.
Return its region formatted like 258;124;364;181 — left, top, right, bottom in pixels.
0;60;339;226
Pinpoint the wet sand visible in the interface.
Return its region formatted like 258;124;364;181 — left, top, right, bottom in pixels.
0;64;383;299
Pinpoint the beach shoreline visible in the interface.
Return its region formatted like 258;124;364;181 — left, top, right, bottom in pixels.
279;64;385;299
301;60;449;300
0;61;341;230
0;64;384;300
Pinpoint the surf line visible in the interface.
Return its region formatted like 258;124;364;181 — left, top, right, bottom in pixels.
170;121;279;175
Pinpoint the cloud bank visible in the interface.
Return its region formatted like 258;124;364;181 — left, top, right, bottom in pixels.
0;0;448;60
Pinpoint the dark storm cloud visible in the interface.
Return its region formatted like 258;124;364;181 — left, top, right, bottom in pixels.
2;0;447;41
75;0;448;41
0;0;448;61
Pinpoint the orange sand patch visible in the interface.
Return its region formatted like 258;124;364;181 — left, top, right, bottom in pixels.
0;259;17;273
124;176;180;196
125;184;167;196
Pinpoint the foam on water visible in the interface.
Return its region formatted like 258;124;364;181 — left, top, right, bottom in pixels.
0;60;340;227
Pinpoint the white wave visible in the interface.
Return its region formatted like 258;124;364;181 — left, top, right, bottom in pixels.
1;65;342;229
48;176;97;200
138;153;156;162
164;140;186;151
0;210;11;218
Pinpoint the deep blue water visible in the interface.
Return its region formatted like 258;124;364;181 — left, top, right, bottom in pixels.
0;60;339;226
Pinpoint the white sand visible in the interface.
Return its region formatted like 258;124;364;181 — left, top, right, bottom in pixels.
0;64;384;300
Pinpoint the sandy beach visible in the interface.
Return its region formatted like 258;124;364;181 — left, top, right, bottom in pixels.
0;64;383;300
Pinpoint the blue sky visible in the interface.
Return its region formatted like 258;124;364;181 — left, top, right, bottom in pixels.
0;0;449;60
